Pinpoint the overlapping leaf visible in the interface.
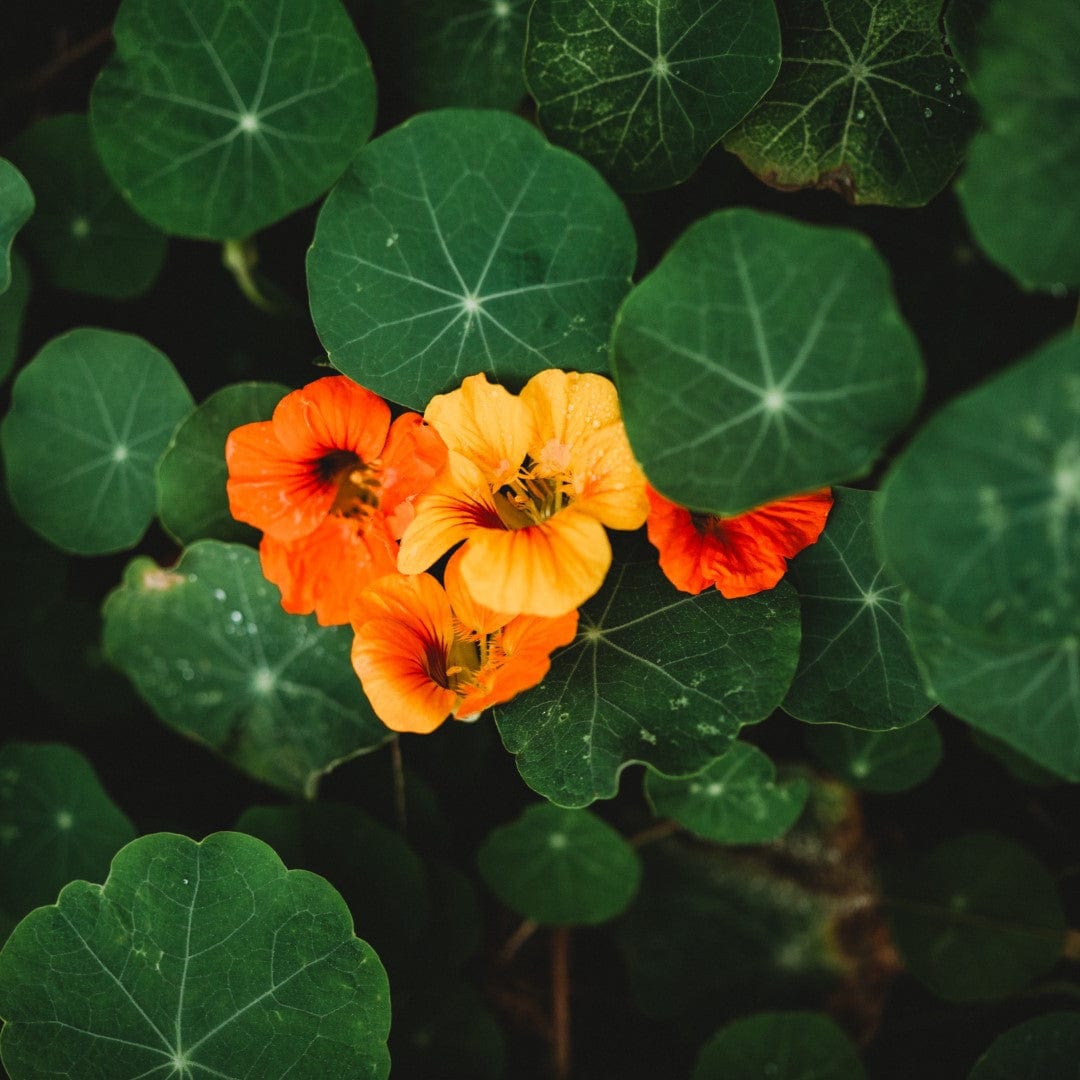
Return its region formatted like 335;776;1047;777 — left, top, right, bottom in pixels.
969;1013;1080;1080
91;0;376;239
6;114;167;299
1;328;194;554
0;158;32;294
494;555;800;807
784;487;934;729
0;251;29;383
525;0;781;191
803;717;942;792
103;541;390;797
307;109;636;409
0;831;391;1079
724;0;978;205
614;210;923;513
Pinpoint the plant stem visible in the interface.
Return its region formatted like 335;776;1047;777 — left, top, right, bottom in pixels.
2;24;113;102
629;818;681;848
551;927;572;1080
390;737;407;835
1064;928;1080;961
499;918;539;963
221;237;303;316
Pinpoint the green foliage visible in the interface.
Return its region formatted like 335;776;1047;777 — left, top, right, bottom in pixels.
6;114;167;299
0;743;136;924
477;803;641;924
309;108;636;409
1;328;194;554
803;717;942;792
157;380;290;545
495;557;801;807
784;487;935;729
614;210;923;513
0;831;391;1079
525;0;781;191
0;251;30;384
724;0;978;205
0;158;33;294
645;742;810;843
969;1013;1080;1080
91;0;376;240
692;1011;866;1079
957;0;1080;289
943;0;990;76
102;541;390;797
887;832;1067;1002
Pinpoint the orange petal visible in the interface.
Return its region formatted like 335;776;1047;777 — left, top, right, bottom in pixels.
379;413;448;538
273;375;390;463
444;548;514;637
260;515;400;626
459;508;611;617
350;573;458;734
226;420;336;541
425;373;533;486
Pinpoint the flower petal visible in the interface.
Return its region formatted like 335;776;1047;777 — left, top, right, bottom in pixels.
273;375;390;463
444;548;514;637
379;413;448;538
521;369;621;453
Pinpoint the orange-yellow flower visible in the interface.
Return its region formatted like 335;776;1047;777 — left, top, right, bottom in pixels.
646;485;833;598
350;552;578;733
396;370;648;617
225;376;446;625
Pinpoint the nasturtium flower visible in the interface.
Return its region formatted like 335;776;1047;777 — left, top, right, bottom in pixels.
351;552;578;733
225;376;446;625
646;485;833;598
396;370;649;617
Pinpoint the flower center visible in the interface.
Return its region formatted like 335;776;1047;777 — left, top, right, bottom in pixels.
492;456;573;530
328;456;382;519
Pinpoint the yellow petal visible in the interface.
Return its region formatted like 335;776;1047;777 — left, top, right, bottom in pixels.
521;369;621;461
444;548;514;636
570;425;649;531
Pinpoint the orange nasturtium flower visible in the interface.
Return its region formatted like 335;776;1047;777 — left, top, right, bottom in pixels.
646;486;833;598
225;376;446;625
351;552;579;733
396;370;649;618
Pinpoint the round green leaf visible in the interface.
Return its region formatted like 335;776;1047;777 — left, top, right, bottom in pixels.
90;0;376;240
803;717;942;793
5;114;166;299
494;556;801;807
0;743;136;920
692;1011;866;1080
903;596;1080;783
102;540;390;797
969;729;1060;788
1;328;194;555
888;832;1067;1002
0;157;33;294
525;0;781;192
877;333;1080;643
0;831;391;1079
387;0;528;110
645;742;809;843
307;108;636;409
957;0;1080;289
613;209;923;513
0;249;30;384
784;486;935;729
724;0;978;205
477;803;641;925
157;381;290;546
969;1013;1080;1080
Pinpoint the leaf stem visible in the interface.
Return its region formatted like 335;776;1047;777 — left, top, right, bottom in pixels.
221;237;302;317
390;736;407;835
499;917;539;963
629;817;681;848
551;927;572;1080
1;24;113;103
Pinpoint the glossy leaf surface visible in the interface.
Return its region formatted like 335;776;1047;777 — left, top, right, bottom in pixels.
803;717;942;792
0;158;33;294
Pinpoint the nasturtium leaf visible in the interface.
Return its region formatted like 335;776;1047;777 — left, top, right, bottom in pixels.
613;210;923;513
103;541;390;797
0;831;391;1079
803;717;942;792
943;0;989;77
235;802;430;973
386;0;528;110
477;803;641;925
157;381;290;546
5;114;166;299
0;250;30;384
0;743;136;920
784;487;935;729
1;328;194;555
307;108;636;409
887;832;1067;1002
903;597;1080;783
90;0;376;240
524;0;781;192
494;556;801;807
969;729;1059;788
0;158;32;294
969;1012;1080;1080
877;332;1080;643
692;1011;866;1080
645;742;809;843
957;0;1080;290
723;0;977;205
